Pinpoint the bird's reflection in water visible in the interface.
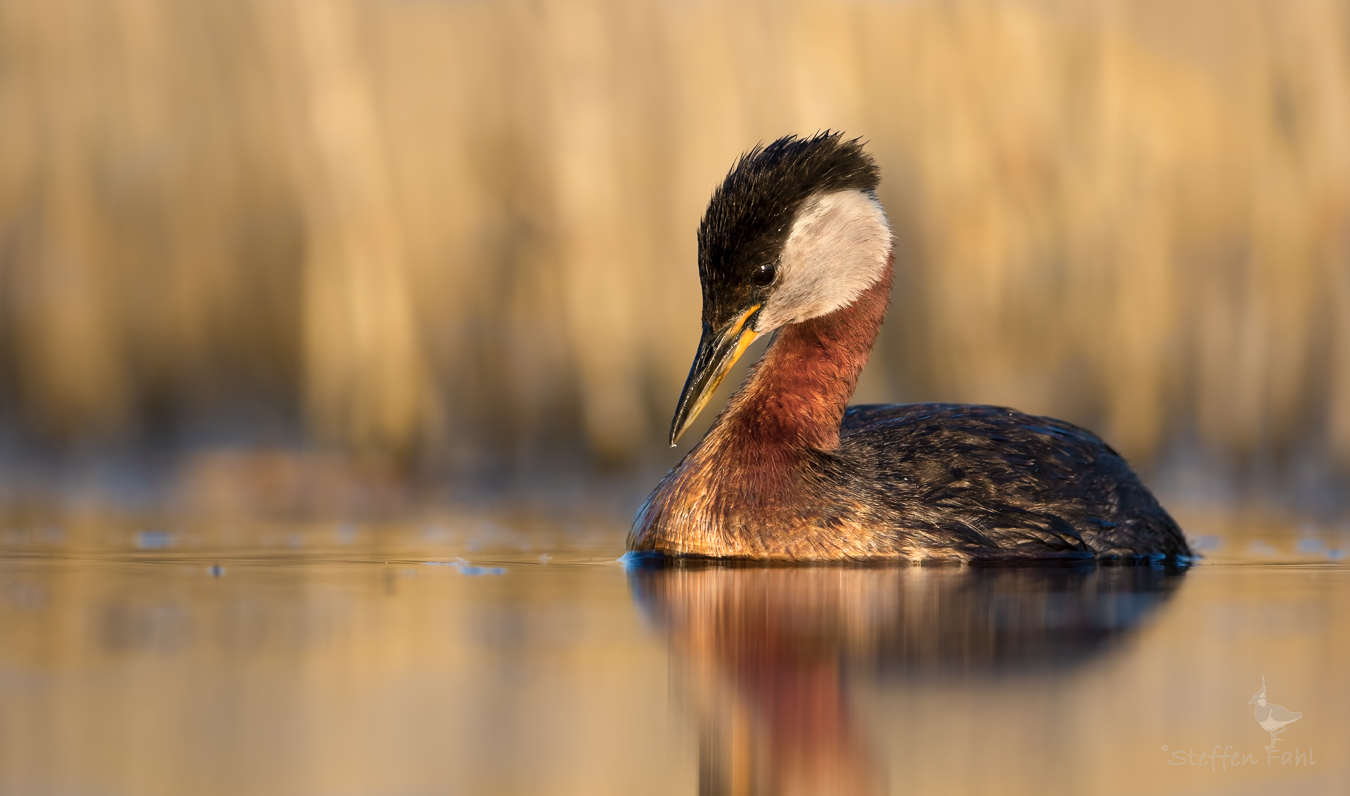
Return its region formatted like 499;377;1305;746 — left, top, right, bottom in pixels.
628;561;1185;796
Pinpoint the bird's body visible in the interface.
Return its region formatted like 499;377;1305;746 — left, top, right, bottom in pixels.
628;133;1190;563
1256;705;1302;732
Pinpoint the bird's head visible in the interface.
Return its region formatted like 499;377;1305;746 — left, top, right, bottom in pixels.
1249;675;1267;705
669;132;893;445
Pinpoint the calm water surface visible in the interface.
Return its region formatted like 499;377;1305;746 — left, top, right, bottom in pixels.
0;514;1346;795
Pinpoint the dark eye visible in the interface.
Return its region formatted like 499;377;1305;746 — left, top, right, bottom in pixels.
752;263;777;288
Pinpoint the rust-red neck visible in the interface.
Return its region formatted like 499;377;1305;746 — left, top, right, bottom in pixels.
716;256;893;453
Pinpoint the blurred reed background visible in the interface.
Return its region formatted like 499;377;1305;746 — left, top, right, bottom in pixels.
1;0;1349;512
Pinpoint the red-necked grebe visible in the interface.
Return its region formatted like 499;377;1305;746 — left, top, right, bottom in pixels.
628;132;1191;563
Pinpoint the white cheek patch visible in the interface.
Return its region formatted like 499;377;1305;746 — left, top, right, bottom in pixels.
755;189;893;332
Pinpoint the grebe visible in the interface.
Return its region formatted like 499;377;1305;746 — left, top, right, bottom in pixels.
627;132;1191;563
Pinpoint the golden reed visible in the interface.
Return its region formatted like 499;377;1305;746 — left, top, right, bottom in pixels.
1;0;1347;477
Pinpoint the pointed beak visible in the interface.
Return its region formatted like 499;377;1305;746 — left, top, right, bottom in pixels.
668;304;762;446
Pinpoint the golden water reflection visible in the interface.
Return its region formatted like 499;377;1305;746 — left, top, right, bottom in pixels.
629;564;1183;795
0;519;1347;795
